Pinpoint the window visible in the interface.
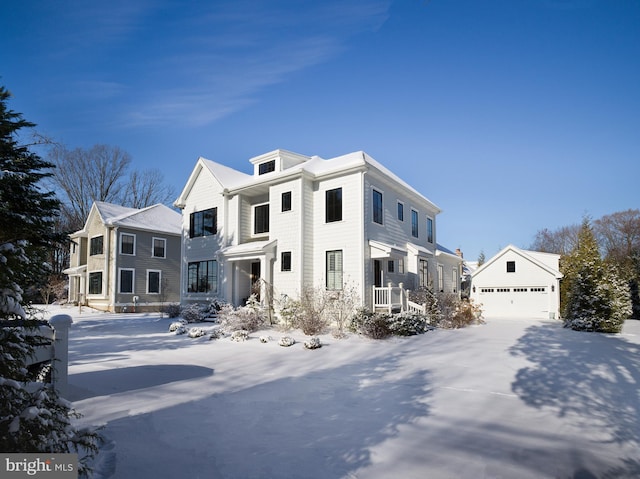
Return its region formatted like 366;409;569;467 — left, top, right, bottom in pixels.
507;261;516;273
437;264;444;292
281;252;292;272
326;250;343;290
387;260;395;273
254;204;270;234
147;270;161;294
419;259;429;287
282;191;292;212
411;210;419;238
427;217;434;244
119;269;134;294
187;260;217;293
90;236;103;256
397;202;404;221
258;160;276;175
325;188;342;223
398;259;405;274
373;189;383;225
88;272;102;295
120;233;135;255
152;238;166;258
452;268;458;293
190;208;217;238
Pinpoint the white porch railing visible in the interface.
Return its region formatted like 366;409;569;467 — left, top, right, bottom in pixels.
373;283;428;314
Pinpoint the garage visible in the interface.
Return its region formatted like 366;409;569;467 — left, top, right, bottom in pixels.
470;245;562;319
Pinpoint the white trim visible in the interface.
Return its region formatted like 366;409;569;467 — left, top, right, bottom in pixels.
118;268;135;294
147;269;162;294
119;232;136;256
87;270;104;296
252;201;270;237
152;237;167;259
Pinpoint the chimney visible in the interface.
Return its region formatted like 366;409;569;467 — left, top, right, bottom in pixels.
455;248;463;258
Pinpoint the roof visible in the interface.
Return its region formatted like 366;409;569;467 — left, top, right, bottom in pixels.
175;150;441;212
471;244;563;279
75;201;182;236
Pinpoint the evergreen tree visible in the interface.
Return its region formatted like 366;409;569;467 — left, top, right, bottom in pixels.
0;85;99;473
563;218;631;333
0;86;61;316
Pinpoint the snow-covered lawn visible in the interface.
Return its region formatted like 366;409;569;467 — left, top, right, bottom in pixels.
41;306;640;479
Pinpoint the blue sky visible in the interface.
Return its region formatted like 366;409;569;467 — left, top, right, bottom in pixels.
3;0;639;261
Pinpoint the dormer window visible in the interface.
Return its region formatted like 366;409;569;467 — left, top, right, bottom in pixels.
258;160;276;175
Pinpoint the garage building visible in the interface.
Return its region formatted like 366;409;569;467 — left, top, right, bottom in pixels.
470;245;562;319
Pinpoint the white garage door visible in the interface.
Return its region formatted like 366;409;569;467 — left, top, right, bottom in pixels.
477;287;549;319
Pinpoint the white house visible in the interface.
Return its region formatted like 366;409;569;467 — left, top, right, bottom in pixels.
470;245;562;319
174;149;462;311
64;202;182;312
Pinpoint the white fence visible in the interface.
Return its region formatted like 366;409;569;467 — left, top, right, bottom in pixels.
6;314;73;398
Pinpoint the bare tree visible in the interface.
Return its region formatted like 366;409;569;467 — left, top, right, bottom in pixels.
48;144;175;231
594;209;640;274
530;224;580;256
122;168;176;210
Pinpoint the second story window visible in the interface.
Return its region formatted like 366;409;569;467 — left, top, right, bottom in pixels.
259;160;276;175
427;217;434;244
120;233;136;255
411;210;419;238
152;238;166;258
397;202;404;221
326;188;342;223
90;235;103;256
254;204;269;234
507;261;516;273
190;208;217;238
282;191;292;212
373;189;383;225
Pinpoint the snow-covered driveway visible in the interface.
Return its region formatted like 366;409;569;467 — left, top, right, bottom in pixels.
44;307;640;478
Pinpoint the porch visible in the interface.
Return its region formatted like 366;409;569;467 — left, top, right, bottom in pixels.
373;283;427;314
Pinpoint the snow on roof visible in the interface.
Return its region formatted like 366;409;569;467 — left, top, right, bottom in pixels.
190;150;440;212
95;201;181;235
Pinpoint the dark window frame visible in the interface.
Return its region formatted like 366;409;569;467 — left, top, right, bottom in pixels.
189;208;217;238
88;271;103;294
254;203;270;235
507;261;516;273
281;191;292;212
373;189;383;225
411;210;419;238
325;188;343;223
187;260;218;293
258;160;276;175
281;251;292;272
90;236;103;256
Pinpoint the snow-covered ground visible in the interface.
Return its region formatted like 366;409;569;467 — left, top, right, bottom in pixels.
41;305;640;479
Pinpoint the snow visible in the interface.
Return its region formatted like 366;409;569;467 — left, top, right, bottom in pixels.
40;305;640;479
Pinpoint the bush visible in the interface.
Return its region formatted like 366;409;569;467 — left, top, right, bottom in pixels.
388;311;431;336
304;337;322;349
164;303;181;318
180;303;207;323
295;286;330;335
230;330;249;342
168;320;187;332
275;295;301;331
218;296;267;333
279;336;296;347
187;327;206;338
350;308;391;339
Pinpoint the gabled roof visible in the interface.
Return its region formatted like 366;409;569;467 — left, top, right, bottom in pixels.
174;150;441;213
436;243;463;262
471;244;563;279
74;201;181;236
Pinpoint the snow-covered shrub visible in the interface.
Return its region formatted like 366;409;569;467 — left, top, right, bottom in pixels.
303;336;322;349
205;298;226;318
279;336;296;347
230;330;249;342
164;303;181;318
275;295;301;331
218;296;267;333
408;286;440;324
350;308;391;339
173;324;188;335
188;327;206;338
260;335;272;343
434;293;483;329
168;320;187;332
388;311;431;336
180;303;207;323
209;329;225;340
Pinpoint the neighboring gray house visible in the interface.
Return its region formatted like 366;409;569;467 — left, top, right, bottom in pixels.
174;149;462;311
64;202;182;312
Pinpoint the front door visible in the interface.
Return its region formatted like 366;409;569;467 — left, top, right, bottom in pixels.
250;261;261;300
374;260;383;288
